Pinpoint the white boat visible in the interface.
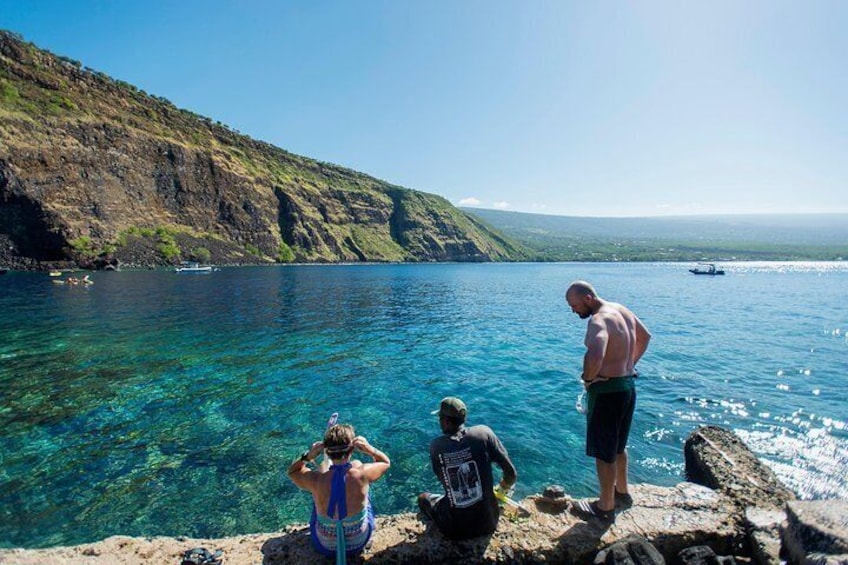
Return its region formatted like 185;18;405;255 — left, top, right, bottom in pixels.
175;262;214;273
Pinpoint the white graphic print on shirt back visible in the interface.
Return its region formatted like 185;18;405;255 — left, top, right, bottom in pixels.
440;447;483;508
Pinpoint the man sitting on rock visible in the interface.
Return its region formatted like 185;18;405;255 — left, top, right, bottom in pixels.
418;397;517;540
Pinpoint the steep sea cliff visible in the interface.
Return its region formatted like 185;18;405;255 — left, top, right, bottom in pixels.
0;30;524;269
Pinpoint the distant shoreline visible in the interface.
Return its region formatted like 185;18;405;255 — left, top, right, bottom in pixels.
2;257;846;273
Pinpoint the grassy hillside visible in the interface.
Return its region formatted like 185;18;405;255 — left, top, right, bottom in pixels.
464;209;848;261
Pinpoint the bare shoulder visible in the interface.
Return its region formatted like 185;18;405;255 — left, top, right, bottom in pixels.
345;461;366;477
594;304;624;325
295;468;324;491
586;314;607;333
606;301;631;314
606;301;637;321
347;462;381;484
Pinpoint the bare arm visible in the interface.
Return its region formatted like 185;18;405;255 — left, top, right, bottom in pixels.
286;440;323;491
582;317;608;383
632;315;651;367
490;432;517;488
498;458;517;489
353;436;390;482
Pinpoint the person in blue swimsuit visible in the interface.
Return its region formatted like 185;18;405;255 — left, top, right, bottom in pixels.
287;423;390;563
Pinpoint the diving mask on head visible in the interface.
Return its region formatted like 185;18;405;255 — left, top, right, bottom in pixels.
324;444;353;455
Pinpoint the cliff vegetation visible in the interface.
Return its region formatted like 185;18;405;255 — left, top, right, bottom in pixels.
0;30;527;269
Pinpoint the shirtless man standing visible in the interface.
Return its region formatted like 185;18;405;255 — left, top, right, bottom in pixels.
565;281;651;523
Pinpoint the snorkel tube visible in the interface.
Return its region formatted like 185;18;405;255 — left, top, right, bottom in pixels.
318;412;340;471
326;412;339;430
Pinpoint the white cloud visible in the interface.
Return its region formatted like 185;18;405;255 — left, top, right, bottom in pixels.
459;197;481;206
493;201;510;209
530;203;548;210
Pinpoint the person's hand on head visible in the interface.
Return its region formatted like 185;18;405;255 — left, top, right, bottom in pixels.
353;436;372;453
308;440;324;459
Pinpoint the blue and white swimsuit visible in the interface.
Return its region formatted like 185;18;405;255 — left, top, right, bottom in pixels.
309;463;375;563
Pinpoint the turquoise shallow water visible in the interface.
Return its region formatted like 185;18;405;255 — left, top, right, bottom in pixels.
1;262;846;548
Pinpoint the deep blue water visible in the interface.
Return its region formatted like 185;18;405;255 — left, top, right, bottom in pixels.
0;262;846;548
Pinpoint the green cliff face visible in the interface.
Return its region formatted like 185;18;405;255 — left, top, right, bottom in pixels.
0;30;526;268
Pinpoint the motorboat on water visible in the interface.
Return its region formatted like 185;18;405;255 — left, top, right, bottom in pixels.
689;263;725;276
175;262;214;273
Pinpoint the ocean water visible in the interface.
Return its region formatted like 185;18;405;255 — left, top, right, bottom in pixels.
0;262;846;548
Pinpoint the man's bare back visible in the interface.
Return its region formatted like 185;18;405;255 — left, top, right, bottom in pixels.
565;282;651;384
587;301;640;378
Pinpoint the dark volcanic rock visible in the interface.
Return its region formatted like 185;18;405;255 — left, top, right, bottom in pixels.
674;545;736;565
595;534;666;565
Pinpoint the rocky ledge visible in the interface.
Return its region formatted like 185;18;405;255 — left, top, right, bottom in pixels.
1;426;845;565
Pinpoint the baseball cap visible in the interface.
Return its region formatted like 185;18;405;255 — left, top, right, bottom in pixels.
431;397;467;418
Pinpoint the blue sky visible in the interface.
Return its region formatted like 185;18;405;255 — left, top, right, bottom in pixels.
2;1;846;217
